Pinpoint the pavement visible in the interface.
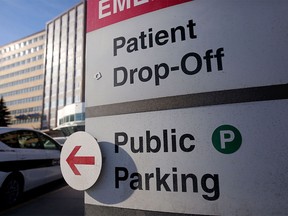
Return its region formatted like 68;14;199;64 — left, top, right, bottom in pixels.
0;179;84;216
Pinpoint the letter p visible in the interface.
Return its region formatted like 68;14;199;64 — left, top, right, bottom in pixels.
115;132;128;153
220;130;235;149
212;125;242;154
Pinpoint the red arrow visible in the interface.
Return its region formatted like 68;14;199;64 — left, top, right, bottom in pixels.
66;146;95;175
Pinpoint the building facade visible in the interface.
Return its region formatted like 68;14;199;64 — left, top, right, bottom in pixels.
0;31;45;129
41;2;85;134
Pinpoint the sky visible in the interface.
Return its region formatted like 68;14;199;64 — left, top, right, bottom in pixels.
0;0;81;46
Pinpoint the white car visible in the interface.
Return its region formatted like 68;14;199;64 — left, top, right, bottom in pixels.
0;127;62;206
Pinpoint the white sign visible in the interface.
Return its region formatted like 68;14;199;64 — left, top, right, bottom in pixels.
60;132;102;191
85;99;288;215
86;0;288;107
85;0;288;215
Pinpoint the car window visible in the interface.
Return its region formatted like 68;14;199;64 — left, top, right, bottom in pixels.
0;130;42;149
0;130;60;150
0;131;20;148
18;131;43;149
37;133;60;150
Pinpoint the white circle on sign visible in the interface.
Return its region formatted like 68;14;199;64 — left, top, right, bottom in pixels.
60;131;102;191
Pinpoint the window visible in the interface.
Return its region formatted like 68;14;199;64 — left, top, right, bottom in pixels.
75;113;84;121
17;131;41;149
38;133;59;150
0;131;41;149
0;132;20;148
0;130;60;150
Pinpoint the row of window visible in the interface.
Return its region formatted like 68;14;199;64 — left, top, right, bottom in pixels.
0;45;44;63
0;54;43;71
0;65;43;81
0;75;43;89
0;34;45;55
6;96;42;106
10;106;42;116
1;85;42;98
11;118;40;126
59;112;85;125
14;113;41;120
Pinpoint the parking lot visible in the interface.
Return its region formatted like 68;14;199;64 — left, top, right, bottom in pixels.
0;179;84;216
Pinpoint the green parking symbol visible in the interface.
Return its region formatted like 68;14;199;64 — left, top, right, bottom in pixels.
212;125;242;154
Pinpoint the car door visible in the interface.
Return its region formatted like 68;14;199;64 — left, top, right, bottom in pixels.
14;130;49;190
0;131;20;163
36;132;62;181
0;132;20;187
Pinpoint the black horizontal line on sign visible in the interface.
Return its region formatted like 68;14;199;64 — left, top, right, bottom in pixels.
86;84;288;118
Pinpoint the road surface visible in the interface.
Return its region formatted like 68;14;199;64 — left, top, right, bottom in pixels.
0;179;84;216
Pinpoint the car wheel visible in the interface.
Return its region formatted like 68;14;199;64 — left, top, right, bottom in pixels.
1;175;23;206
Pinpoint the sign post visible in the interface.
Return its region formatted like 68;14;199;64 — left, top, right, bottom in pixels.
84;0;288;215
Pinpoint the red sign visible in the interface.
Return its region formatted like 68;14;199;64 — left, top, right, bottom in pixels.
87;0;192;32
